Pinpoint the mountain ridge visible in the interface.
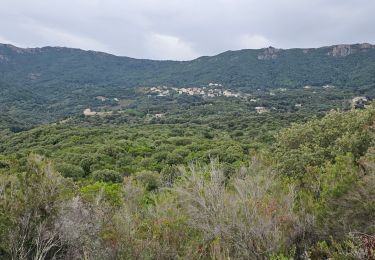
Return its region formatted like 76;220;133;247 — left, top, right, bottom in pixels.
1;42;374;61
1;42;375;129
1;42;375;90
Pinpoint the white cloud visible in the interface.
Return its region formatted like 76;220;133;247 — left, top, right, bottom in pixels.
35;26;110;52
0;0;375;59
238;34;271;49
145;33;199;60
0;35;17;45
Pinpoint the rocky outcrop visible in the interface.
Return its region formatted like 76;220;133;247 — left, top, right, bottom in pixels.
327;43;375;57
352;96;370;109
359;43;373;49
0;43;43;54
328;44;354;57
258;46;280;60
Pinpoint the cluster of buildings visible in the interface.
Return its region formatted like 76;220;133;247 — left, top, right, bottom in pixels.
302;84;336;90
92;83;360;117
255;107;269;114
208;83;223;87
95;96;119;102
147;86;171;97
83;108;98;116
145;84;243;98
83;108;112;116
322;84;335;89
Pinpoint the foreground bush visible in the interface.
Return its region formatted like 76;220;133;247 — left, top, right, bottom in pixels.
0;155;301;259
0;154;74;259
173;160;301;259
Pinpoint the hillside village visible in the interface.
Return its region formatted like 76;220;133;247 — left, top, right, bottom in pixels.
144;84;247;98
81;84;369;116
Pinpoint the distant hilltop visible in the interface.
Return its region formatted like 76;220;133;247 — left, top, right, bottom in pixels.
1;42;375;89
1;42;374;61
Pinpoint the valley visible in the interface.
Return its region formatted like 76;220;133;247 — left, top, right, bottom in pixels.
1;42;375;259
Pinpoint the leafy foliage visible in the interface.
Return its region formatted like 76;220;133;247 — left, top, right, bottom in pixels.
2;42;375;258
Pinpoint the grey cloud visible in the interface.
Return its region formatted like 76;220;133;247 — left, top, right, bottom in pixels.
0;0;374;60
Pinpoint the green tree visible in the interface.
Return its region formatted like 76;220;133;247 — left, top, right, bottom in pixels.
55;162;85;180
92;169;123;183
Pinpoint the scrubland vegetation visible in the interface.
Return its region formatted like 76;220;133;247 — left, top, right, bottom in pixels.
1;106;375;259
1;43;375;259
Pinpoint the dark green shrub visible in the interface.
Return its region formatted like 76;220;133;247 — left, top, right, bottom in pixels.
55;162;85;180
92;169;123;183
134;171;161;191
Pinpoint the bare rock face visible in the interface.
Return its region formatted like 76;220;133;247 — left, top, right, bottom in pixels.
327;43;375;57
0;43;41;54
258;46;279;60
328;44;354;57
359;43;373;49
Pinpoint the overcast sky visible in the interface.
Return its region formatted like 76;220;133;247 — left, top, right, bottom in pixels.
1;0;374;60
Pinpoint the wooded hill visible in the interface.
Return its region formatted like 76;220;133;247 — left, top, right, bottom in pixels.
1;43;375;131
1;43;375;89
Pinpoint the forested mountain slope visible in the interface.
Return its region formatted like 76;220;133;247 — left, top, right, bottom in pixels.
1;43;375;89
1;42;375;130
